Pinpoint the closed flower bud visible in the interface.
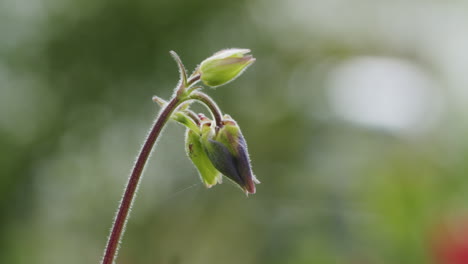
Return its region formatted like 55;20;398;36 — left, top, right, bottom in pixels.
200;115;259;194
185;122;222;188
198;48;255;87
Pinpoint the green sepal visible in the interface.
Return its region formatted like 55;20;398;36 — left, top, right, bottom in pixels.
185;128;222;188
215;115;241;156
173;112;199;133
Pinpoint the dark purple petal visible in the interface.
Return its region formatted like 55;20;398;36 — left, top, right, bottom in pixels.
205;139;244;188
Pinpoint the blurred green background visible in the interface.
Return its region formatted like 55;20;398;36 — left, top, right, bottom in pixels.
2;0;468;263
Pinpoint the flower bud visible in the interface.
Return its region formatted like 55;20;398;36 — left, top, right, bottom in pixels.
198;48;255;87
201;115;259;194
185;123;222;188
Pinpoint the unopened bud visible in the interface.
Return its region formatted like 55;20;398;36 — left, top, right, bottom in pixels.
198;49;255;87
201;115;259;194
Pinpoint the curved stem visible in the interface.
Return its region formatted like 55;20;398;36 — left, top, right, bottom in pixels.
183;109;201;126
187;85;202;94
101;96;182;264
190;91;223;129
187;73;201;86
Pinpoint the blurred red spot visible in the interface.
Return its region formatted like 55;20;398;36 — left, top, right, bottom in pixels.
431;216;468;264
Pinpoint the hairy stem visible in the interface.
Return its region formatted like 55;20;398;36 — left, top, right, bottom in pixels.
187;73;201;86
183;109;201;126
190;91;223;129
101;96;181;264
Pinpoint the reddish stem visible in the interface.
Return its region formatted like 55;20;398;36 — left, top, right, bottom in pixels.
190;91;223;129
101;96;181;264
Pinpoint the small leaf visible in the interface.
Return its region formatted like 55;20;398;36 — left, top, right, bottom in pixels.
152;97;200;132
170;50;188;87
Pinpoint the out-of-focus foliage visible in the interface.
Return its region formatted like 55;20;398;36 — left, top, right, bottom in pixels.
1;0;468;263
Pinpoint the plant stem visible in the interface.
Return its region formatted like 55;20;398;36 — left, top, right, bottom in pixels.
183;109;201;126
190;91;224;129
101;96;182;264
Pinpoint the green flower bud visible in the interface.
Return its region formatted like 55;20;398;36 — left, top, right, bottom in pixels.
200;115;259;194
198;48;255;87
185;124;222;188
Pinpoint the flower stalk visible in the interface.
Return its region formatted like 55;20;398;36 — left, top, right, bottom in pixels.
101;96;182;264
189;91;224;130
101;49;257;264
